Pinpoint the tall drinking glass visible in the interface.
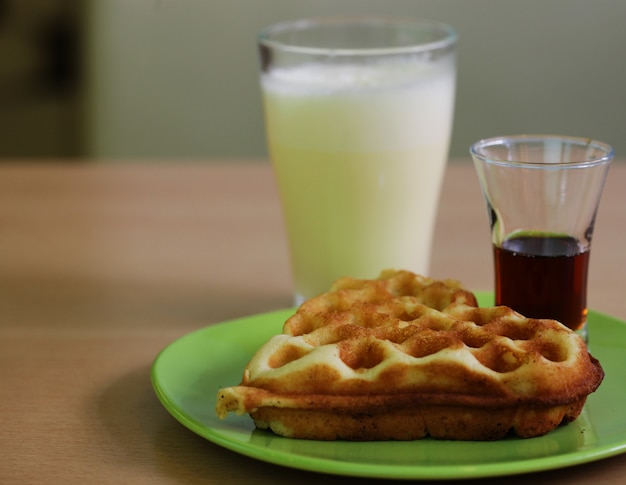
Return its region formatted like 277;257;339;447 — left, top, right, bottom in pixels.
257;17;457;304
471;135;613;341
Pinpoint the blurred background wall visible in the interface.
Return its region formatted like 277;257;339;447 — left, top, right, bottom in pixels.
1;0;624;161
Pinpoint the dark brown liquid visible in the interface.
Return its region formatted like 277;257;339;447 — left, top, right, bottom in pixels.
494;235;589;331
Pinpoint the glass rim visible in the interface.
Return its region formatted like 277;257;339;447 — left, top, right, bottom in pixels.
470;134;615;169
257;16;457;57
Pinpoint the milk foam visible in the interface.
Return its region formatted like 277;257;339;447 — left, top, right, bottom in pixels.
262;60;453;96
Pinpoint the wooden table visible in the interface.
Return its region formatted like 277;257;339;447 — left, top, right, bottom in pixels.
1;160;625;484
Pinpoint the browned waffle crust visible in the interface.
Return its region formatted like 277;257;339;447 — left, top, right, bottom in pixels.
216;270;604;440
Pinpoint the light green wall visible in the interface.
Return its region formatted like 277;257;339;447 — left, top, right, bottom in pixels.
85;0;625;160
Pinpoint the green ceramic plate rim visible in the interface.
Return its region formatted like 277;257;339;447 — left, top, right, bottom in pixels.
151;293;626;480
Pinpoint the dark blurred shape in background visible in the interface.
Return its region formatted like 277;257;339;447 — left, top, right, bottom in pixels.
0;0;84;159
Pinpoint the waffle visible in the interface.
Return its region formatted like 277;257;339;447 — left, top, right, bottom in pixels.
216;270;604;441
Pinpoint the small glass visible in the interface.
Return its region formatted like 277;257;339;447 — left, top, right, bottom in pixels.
471;135;613;341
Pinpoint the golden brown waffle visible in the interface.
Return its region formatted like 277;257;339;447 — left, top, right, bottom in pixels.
216;270;604;440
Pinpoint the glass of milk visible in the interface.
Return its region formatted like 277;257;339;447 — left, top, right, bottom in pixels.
258;17;457;305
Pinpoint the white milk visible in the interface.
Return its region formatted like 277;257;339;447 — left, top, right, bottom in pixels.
262;59;456;302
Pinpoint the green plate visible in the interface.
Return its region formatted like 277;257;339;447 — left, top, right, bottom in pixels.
151;293;626;480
